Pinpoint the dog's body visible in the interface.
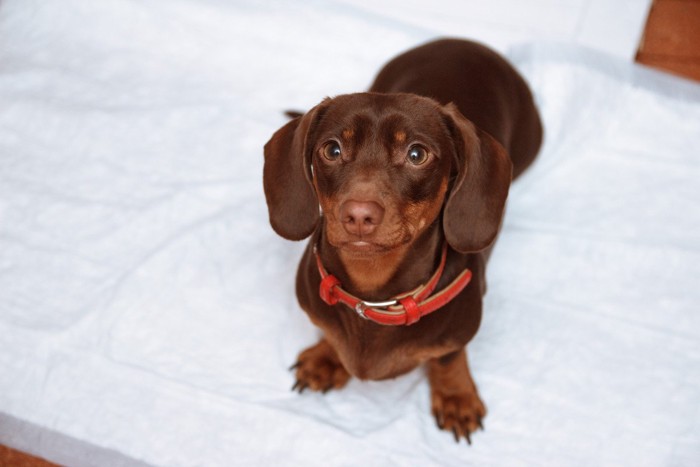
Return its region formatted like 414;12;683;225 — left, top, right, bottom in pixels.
264;39;542;442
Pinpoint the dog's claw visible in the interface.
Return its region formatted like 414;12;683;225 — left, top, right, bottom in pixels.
433;409;444;430
288;361;301;371
478;419;484;431
291;380;308;393
465;431;472;445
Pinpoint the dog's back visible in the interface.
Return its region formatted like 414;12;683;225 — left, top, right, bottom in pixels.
369;39;542;179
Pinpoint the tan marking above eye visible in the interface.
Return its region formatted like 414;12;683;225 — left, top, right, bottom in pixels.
394;131;406;143
342;129;354;140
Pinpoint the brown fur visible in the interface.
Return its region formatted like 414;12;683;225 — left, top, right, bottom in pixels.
263;38;542;443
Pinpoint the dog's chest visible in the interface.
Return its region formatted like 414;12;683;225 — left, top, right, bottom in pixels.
320;314;458;381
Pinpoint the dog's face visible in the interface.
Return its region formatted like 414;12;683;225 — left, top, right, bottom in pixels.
310;94;453;256
264;93;512;254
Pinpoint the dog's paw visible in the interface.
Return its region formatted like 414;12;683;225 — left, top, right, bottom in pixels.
431;389;486;444
290;340;351;393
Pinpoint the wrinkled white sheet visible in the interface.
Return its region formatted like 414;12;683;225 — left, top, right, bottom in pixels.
4;0;700;466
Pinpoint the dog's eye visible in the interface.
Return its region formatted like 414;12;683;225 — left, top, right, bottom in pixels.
321;141;342;161
406;145;429;165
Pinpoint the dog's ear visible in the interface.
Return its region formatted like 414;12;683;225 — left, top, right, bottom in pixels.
263;103;326;240
441;103;513;253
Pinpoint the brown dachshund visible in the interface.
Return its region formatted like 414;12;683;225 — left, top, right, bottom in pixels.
263;38;542;443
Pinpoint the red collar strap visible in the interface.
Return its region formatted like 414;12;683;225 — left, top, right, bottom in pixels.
314;243;472;326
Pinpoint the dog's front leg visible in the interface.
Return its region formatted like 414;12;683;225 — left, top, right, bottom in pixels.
291;338;351;393
428;348;486;444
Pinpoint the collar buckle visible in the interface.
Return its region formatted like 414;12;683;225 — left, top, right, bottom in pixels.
354;302;369;319
354;299;398;320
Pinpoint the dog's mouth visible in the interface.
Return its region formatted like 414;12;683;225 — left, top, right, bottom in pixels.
342;240;380;252
341;240;387;253
337;238;409;257
325;221;414;256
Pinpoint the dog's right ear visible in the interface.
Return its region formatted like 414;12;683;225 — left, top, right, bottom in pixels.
263;103;326;240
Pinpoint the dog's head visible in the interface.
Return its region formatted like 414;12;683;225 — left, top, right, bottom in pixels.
263;93;512;254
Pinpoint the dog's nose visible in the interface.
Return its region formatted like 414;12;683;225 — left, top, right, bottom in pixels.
340;200;384;237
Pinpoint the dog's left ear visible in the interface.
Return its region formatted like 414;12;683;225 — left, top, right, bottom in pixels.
263;102;327;240
441;103;513;253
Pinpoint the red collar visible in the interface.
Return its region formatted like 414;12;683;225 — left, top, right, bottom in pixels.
314;243;472;326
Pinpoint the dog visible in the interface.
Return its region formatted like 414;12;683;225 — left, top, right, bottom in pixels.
263;38;542;443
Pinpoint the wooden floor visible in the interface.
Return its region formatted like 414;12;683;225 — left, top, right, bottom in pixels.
637;0;700;80
1;0;699;465
0;445;58;467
